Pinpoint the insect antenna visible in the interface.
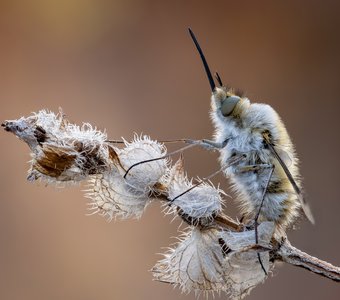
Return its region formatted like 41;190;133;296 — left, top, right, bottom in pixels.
215;72;224;87
188;28;216;92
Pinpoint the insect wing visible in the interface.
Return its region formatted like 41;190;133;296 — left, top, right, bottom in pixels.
275;147;293;168
264;139;315;224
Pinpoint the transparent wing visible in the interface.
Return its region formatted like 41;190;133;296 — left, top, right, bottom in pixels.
275;147;292;167
264;138;315;224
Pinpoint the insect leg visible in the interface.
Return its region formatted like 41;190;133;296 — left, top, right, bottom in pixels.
123;143;196;178
123;138;228;178
201;138;229;149
169;154;246;204
234;163;275;273
107;138;190;144
185;138;229;149
179;138;228;149
254;164;275;275
108;138;228;150
254;164;275;224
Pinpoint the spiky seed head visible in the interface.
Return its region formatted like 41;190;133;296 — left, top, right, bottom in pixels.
220;222;275;299
152;227;226;295
3;110;114;184
86;171;151;220
86;135;169;220
166;158;224;226
119;135;168;192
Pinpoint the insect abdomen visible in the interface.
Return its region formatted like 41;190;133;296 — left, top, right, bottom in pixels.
224;137;301;231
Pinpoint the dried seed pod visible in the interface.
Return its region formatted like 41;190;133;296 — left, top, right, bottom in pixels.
220;222;275;299
3;110;114;183
86;135;169;220
152;227;226;295
153;222;275;299
86;171;151;220
166;158;224;226
119;135;168;192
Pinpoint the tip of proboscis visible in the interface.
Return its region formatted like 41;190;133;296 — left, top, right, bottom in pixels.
187;27;216;92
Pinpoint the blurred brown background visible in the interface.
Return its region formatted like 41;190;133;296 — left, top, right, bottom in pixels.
1;1;339;299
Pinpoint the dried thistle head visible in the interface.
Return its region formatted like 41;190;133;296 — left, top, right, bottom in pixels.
152;227;227;296
165;158;224;226
119;135;168;192
220;222;275;299
86;171;152;220
152;222;275;299
86;135;169;220
2;110;115;183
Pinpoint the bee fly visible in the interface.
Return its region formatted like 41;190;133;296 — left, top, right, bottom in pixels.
188;28;314;235
123;29;314;239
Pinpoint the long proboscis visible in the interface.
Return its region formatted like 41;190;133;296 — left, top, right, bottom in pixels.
188;28;216;92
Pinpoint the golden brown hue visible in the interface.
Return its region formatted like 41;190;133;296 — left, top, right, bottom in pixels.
1;1;340;300
34;144;77;178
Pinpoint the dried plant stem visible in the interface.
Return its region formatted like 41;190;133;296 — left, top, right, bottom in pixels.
211;212;340;282
3;112;339;291
275;239;340;282
152;188;340;282
214;214;242;231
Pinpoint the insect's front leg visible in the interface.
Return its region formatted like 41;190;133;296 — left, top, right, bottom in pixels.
186;138;229;150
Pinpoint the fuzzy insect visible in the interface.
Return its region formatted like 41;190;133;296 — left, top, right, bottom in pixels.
188;28;314;235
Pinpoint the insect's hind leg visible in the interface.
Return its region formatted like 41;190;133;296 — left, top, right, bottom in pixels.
254;164;275;231
236;163;275;275
255;164;275;275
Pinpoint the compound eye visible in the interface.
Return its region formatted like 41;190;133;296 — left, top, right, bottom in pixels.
221;96;240;116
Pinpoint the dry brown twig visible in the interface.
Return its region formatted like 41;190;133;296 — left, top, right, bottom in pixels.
2;110;339;299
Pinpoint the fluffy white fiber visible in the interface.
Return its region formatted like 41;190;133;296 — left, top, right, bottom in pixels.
165;158;224;225
152;227;226;295
118;135;168;192
153;222;275;299
4;109;283;299
220;222;275;299
86;135;169;220
4;110;111;183
86;171;152;220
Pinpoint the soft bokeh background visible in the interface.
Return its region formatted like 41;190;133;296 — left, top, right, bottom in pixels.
1;1;339;299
